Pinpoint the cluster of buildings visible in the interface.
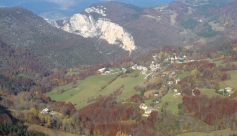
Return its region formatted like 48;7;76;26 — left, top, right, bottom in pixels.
131;61;160;74
168;78;180;86
150;61;161;71
139;103;157;116
41;108;63;117
166;55;188;63
218;87;233;96
132;64;147;71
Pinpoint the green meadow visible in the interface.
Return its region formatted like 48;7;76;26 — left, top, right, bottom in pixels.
158;89;182;114
46;70;145;109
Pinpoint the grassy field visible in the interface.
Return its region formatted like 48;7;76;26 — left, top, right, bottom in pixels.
158;88;223;114
46;70;145;109
220;70;237;89
209;59;237;67
178;128;237;136
209;21;225;32
200;89;222;97
158;89;182;114
178;71;191;79
65;71;80;76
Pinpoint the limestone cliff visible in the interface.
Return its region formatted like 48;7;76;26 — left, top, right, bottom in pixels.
51;6;136;52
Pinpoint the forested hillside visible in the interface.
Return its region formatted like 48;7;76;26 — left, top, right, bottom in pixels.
0;7;108;67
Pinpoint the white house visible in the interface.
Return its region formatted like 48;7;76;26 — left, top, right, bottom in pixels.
131;64;137;70
175;56;178;60
98;68;106;73
41;108;49;114
176;79;180;84
174;89;178;92
150;63;160;71
145;108;156;114
139;103;148;110
218;89;224;92
132;64;147;72
122;68;127;73
137;66;147;71
225;87;232;92
173;93;181;97
104;71;111;74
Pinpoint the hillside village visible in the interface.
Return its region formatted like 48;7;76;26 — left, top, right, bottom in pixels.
94;49;237;118
94;53;189;114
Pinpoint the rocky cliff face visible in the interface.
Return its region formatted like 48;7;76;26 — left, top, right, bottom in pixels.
51;6;136;53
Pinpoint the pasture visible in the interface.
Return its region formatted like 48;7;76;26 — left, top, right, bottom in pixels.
46;70;145;109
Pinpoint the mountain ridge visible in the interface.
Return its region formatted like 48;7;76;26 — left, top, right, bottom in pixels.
0;6;109;67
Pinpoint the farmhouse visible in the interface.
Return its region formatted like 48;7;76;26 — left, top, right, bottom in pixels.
225;87;232;92
150;63;160;71
145;108;156;115
174;89;178;92
175;79;180;84
40;108;63;117
131;64;137;70
98;68;106;73
104;70;111;74
122;68;127;73
41;108;49;115
218;89;224;92
173;93;181;97
139;103;148;110
131;64;147;72
137;66;147;71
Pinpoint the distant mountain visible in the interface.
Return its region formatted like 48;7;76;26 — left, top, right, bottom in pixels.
51;2;194;55
0;0;175;20
0;7;109;68
50;0;237;58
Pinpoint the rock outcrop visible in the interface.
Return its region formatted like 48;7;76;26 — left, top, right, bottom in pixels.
51;6;136;52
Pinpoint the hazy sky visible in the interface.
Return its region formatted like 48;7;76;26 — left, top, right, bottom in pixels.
0;0;175;20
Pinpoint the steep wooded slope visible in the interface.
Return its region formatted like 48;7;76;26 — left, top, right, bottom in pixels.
0;7;108;67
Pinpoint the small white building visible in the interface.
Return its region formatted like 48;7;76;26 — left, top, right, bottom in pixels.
131;64;137;70
137;66;147;71
98;68;106;73
104;71;111;74
176;79;180;84
145;108;156;114
218;89;224;92
132;65;147;72
122;68;127;73
225;87;232;92
139;103;148;110
150;63;160;71
41;108;49;114
174;89;178;92
173;93;181;97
